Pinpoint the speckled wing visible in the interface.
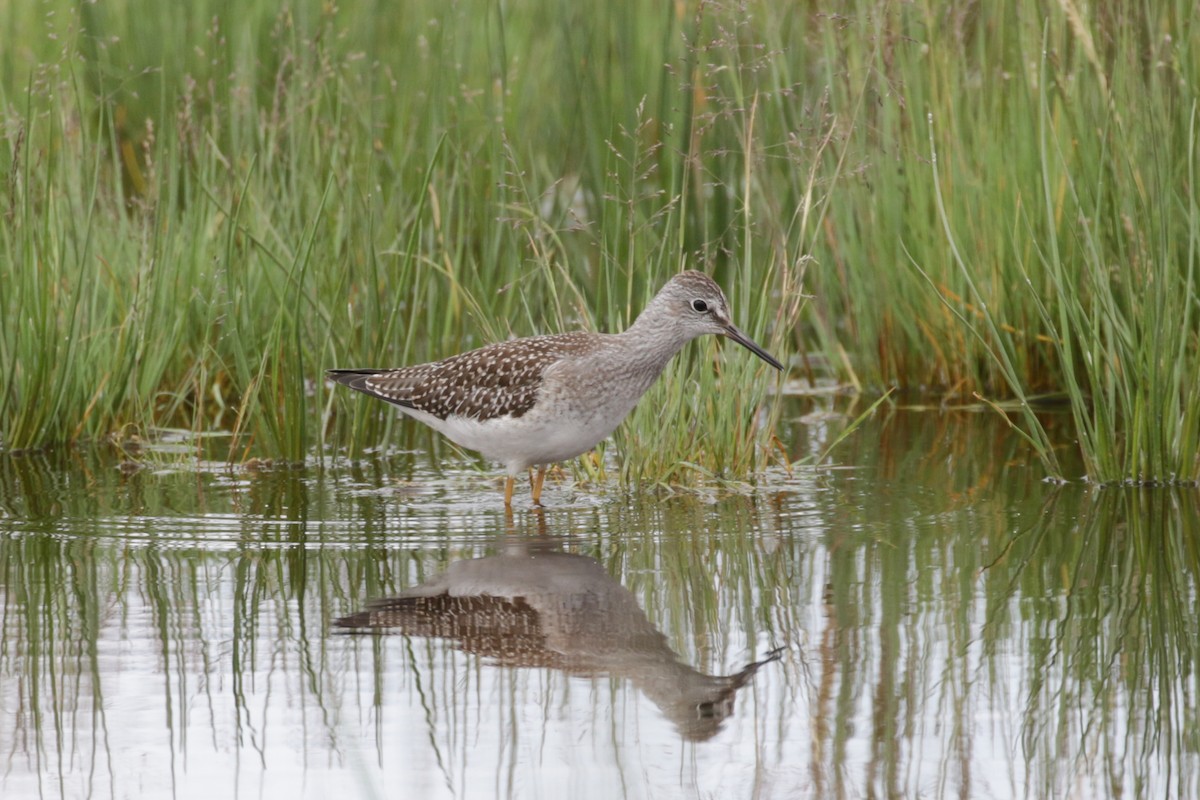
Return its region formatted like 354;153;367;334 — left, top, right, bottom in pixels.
327;332;602;422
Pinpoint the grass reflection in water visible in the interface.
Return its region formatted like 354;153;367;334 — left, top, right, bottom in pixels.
0;411;1196;798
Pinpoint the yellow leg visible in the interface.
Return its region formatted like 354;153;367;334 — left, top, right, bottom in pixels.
530;466;547;506
504;475;515;508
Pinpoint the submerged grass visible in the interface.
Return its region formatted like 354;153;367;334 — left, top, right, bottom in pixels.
1;1;1198;484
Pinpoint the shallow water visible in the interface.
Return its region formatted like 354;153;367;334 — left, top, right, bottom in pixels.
1;409;1197;799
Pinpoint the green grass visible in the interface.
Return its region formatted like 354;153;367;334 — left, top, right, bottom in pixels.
1;1;1198;484
806;2;1200;483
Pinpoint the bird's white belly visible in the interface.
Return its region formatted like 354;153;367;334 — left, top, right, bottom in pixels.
400;404;625;475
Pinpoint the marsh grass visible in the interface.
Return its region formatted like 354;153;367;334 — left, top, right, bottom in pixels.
808;3;1200;482
2;1;1198;484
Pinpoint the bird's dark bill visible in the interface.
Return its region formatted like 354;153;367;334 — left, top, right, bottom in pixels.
723;325;784;371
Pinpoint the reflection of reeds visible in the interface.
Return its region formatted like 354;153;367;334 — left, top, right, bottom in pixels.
794;411;1199;797
986;488;1200;798
0;447;805;792
1;412;1197;795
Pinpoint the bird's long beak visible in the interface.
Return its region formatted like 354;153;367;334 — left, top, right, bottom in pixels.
722;324;785;371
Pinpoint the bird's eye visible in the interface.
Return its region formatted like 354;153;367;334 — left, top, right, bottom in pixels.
691;299;709;313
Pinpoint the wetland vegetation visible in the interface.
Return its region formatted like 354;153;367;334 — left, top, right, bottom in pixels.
4;7;1200;799
2;1;1198;485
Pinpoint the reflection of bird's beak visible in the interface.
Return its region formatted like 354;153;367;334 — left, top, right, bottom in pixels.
722;324;785;371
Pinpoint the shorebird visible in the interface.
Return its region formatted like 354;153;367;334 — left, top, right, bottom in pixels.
327;271;783;506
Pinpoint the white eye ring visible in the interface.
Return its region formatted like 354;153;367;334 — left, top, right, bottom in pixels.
691;299;709;313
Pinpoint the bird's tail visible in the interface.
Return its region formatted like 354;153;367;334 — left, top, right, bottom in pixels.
325;368;385;394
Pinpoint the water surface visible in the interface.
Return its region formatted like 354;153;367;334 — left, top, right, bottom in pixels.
1;410;1196;799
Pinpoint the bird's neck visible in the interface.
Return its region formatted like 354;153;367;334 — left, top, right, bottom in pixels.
618;306;695;374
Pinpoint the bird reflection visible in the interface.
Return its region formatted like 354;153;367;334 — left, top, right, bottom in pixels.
335;535;781;741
